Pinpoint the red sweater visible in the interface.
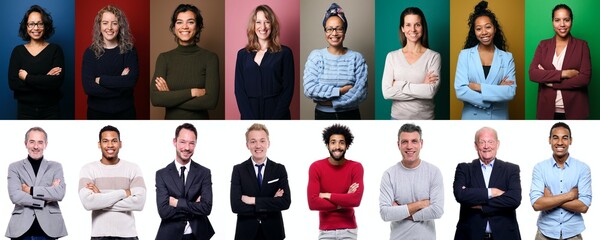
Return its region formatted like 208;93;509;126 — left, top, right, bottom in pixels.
307;158;364;230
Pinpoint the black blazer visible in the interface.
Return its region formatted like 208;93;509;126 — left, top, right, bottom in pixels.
230;158;291;240
155;161;214;240
453;159;522;240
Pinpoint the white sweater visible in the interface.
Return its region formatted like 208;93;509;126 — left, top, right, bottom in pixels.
78;160;146;237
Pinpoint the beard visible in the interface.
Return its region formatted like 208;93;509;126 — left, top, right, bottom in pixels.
329;148;346;161
177;150;194;162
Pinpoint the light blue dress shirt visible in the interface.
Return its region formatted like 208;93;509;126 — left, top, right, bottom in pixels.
481;160;494;233
530;156;592;239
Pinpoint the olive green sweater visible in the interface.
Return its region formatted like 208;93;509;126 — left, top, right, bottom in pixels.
150;44;219;119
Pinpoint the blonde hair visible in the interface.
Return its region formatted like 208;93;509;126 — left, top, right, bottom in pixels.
245;123;270;142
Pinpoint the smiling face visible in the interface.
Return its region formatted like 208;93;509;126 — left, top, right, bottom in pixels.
246;130;270;163
173;128;196;164
475;128;499;164
27;11;44;41
100;12;119;46
254;10;272;43
474;15;496;47
327;134;347;162
549;126;571;162
98;131;121;163
26;130;47;160
398;131;422;167
401;14;422;45
324;16;345;48
553;8;572;39
174;10;197;46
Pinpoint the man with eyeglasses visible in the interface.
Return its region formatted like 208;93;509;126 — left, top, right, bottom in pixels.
530;122;591;240
453;127;522;240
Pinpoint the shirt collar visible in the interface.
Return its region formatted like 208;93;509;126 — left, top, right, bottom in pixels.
251;157;268;166
174;160;191;172
479;159;496;168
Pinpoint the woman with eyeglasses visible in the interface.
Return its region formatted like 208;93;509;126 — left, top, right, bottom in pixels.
82;5;139;119
150;4;220;119
529;4;591;120
303;3;368;120
234;5;295;120
8;5;65;119
382;7;441;120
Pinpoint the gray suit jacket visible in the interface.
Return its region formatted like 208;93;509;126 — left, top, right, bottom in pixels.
5;158;68;238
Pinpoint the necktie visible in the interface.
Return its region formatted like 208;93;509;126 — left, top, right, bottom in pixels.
180;166;186;194
256;164;264;189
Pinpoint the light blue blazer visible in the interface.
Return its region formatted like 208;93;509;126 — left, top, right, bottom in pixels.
454;45;516;119
6;158;67;238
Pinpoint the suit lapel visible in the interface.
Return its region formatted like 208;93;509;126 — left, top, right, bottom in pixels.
470;47;485;84
244;159;261;193
33;159;49;187
488;159;502;188
487;47;501;84
167;162;184;196
263;158;275;187
21;159;35;185
185;161;200;198
471;159;486;188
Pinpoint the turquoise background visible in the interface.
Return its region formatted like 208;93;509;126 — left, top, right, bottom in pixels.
374;0;450;119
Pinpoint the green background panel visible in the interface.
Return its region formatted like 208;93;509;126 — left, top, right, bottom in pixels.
525;0;600;119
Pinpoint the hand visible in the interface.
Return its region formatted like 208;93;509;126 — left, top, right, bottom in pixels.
95;77;100;84
52;179;61;187
21;183;31;194
191;88;206;97
419;199;430;209
46;67;62;76
347;183;359;193
169;196;178;207
196;195;201;202
274;188;284;197
471;205;482;209
155;77;170;91
86;183;100;193
18;69;28;80
490;188;505;197
121;67;130;76
319;193;331;199
241;195;256;205
340;85;353;95
125;189;131;197
561;69;579;79
392;200;399;206
537;64;545;70
423;71;439;84
499;76;515;86
569;187;579;201
468;82;481;92
543;187;552;197
545;83;554;87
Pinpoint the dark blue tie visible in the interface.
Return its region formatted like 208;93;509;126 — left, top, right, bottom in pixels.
256;164;264;189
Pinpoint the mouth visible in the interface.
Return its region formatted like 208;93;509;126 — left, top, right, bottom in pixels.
179;31;191;38
105;149;115;154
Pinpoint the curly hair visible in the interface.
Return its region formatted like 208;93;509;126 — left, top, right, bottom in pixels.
245;5;281;53
399;7;429;48
170;4;204;45
90;5;134;58
322;124;354;148
463;1;507;51
18;5;55;41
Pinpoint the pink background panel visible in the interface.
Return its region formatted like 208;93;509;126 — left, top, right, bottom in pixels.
224;0;301;119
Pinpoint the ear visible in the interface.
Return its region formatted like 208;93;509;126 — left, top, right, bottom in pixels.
173;138;177;147
98;141;101;149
